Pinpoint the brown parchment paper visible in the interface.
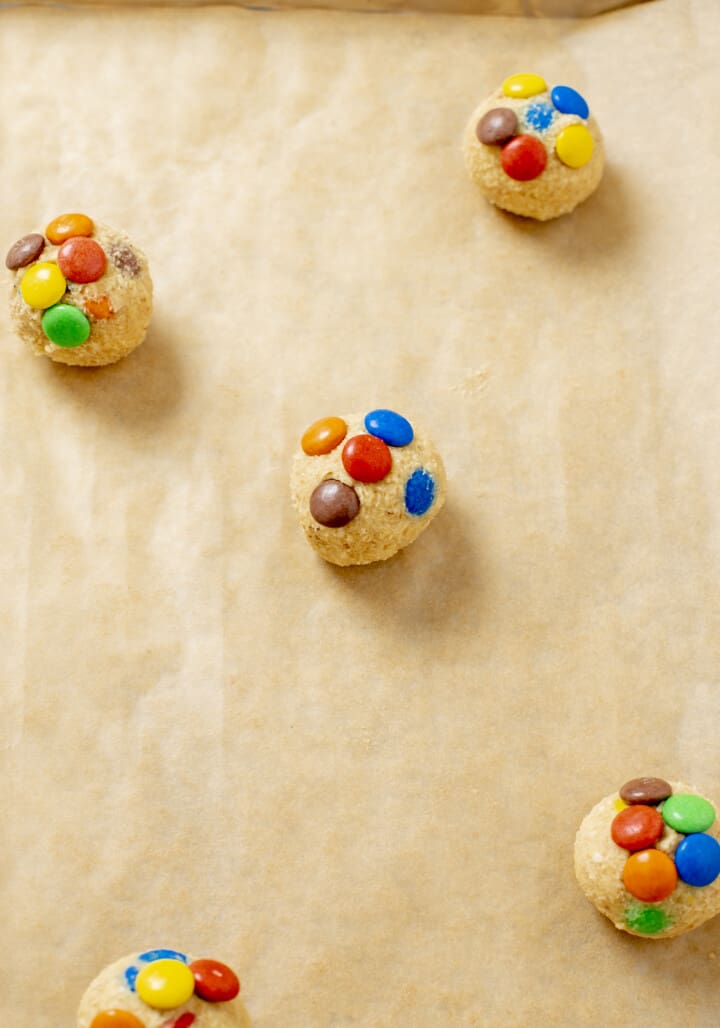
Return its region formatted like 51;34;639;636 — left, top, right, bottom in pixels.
1;1;720;1025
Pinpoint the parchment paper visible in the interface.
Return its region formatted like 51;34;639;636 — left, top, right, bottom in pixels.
1;1;720;1025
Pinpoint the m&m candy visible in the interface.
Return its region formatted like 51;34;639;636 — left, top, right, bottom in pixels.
551;84;589;119
342;434;392;483
301;416;347;456
58;236;107;284
662;794;715;834
20;261;66;309
501;135;547;181
622;848;678;902
90;1013;146;1028
675;834;720;887
135;959;195;1010
364;409;414;447
46;212;94;245
502;73;547;99
190;958;241;1002
611;805;664;852
555;124;594;169
42;304;91;348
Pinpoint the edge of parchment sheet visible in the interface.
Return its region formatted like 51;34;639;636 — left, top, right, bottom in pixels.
0;0;654;20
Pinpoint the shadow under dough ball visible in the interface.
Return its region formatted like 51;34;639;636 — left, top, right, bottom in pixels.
463;73;604;220
575;777;720;938
77;949;252;1028
7;212;152;366
291;408;446;566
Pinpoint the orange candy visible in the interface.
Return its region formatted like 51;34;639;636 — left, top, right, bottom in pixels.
90;1012;146;1028
58;237;106;284
46;212;94;245
84;294;115;320
301;416;347;456
623;849;678;902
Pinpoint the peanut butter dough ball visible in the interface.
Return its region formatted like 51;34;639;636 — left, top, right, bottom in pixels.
464;74;604;220
291;409;446;566
7;212;152;366
575;778;720;938
77;949;251;1028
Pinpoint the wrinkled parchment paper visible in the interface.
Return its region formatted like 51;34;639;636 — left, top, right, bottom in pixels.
2;1;720;1025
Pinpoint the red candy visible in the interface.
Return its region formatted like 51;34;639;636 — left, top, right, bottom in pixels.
57;236;107;283
161;1015;196;1028
190;959;240;1003
342;434;392;483
500;135;547;181
611;805;664;852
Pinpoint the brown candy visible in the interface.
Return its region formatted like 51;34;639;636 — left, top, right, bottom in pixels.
310;479;360;528
109;244;141;277
5;233;45;270
619;777;673;806
476;107;518;146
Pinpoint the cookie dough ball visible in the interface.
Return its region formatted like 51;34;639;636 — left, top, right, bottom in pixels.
291;409;446;566
77;949;251;1028
7;212;152;366
463;74;604;220
575;778;720;938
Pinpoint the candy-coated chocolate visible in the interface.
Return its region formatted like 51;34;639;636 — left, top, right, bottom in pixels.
405;468;435;516
6;233;45;270
500;135;547;181
109;244;141;277
523;102;554;132
622;849;678;902
45;212;94;245
364;409;414;447
551;84;589;119
138;950;188;964
611;805;664;851
301;416;347;456
623;905;671;935
675;833;720;887
342;434;392;483
555;124;594;168
309;479;360;528
614;798;628;812
619;777;672;806
135;959;195;1010
662;794;715;834
85;294;115;320
90;1013;146;1028
58;236;107;284
190;958;240;1002
125;967;139;991
42;304;91;348
161;1014;196;1028
476;107;517;145
20;261;66;309
502;73;547;99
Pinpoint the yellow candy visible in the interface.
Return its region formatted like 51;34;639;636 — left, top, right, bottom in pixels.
20;261;67;310
135;959;195;1010
502;73;547;100
555;124;594;168
614;797;628;812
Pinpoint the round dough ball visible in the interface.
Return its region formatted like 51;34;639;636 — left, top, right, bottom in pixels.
575;779;720;939
7;214;152;366
291;410;446;566
77;951;251;1028
463;75;604;220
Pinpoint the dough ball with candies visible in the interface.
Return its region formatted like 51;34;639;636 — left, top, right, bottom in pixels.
463;74;604;220
77;949;251;1028
291;409;446;566
575;778;720;939
7;212;152;366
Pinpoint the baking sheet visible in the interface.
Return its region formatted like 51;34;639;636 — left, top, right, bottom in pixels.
1;0;720;1024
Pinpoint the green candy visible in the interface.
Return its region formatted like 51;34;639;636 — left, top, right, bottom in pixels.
662;793;715;834
41;303;91;348
624;905;670;935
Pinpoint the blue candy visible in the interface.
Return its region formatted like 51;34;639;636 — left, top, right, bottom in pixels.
523;102;554;132
364;409;413;448
551;85;589;119
138;948;188;963
675;833;720;887
405;468;435;516
124;965;139;991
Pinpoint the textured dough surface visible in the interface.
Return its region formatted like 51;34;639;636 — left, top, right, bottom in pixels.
77;954;251;1028
463;86;604;220
291;413;446;565
8;222;152;366
574;782;720;939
